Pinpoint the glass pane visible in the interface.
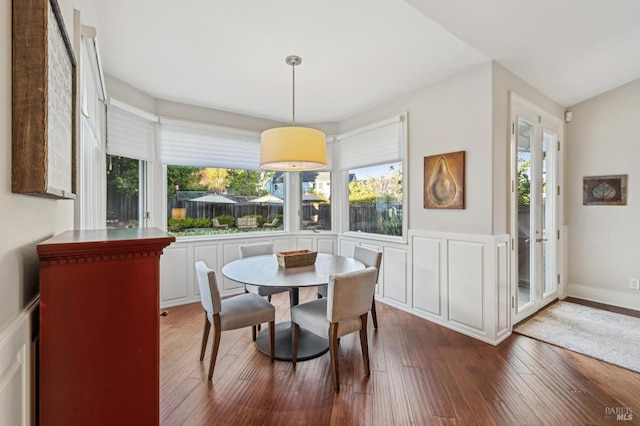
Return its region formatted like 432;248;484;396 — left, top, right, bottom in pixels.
166;166;284;237
301;171;331;231
517;121;533;309
106;155;140;229
348;162;403;236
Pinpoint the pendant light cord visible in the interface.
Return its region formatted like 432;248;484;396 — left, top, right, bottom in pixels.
291;61;296;127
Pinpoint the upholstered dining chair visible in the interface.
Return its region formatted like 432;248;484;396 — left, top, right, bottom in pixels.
318;246;383;328
195;261;275;380
292;266;378;392
239;242;291;340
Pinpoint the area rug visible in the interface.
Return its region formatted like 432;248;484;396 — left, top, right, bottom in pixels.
514;301;640;373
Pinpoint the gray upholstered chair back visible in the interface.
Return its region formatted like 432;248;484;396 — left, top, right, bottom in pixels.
195;261;222;315
354;246;382;282
327;266;378;323
239;242;274;258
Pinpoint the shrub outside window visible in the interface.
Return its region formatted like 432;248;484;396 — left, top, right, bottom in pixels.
166;166;284;237
106;155;147;229
348;162;402;236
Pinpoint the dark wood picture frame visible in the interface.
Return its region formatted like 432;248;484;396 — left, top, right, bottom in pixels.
583;174;627;206
424;150;465;209
12;0;77;199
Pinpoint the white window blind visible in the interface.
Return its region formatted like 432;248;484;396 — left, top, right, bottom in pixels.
336;115;405;170
160;119;262;170
106;102;156;161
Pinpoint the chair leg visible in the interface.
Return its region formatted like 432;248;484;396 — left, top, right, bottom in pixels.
268;320;275;363
329;323;340;392
252;325;257;341
292;322;300;368
370;298;379;329
199;313;211;361
359;314;371;377
208;314;221;381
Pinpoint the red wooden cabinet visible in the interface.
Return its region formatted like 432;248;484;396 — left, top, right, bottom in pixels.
37;228;174;425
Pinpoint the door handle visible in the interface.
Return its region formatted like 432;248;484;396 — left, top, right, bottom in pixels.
535;237;547;243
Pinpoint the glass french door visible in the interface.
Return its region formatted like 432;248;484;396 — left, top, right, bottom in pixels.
511;95;561;324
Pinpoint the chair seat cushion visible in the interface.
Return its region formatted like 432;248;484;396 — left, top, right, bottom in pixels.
246;284;291;297
217;293;275;331
291;299;362;338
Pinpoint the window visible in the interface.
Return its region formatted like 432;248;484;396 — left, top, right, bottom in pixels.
166;166;283;236
105;101;156;228
160;119;286;237
301;171;331;231
337;114;406;238
106;155;148;228
348;163;402;236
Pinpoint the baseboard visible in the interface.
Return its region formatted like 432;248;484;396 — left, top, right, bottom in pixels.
568;284;640;311
379;298;508;346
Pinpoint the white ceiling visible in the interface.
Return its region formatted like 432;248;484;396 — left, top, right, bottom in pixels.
82;0;640;124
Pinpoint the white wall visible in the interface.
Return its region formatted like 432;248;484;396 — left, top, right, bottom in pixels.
339;63;495;236
565;78;640;310
0;0;76;333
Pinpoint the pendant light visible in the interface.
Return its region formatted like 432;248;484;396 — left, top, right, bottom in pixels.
260;55;327;171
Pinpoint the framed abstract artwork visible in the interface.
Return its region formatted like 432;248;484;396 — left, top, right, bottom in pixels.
424;151;465;209
583;174;627;206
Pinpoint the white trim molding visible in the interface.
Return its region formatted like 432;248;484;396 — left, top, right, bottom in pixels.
0;300;38;425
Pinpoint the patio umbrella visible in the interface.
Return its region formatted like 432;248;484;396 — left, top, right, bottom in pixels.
249;194;283;218
189;194;237;218
248;194;283;204
190;194;237;204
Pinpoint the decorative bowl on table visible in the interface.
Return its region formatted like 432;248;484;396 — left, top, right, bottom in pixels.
276;250;318;268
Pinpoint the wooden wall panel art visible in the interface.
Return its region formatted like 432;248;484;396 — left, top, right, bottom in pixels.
12;0;77;199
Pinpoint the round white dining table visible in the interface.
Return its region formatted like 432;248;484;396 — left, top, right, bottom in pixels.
221;252;365;361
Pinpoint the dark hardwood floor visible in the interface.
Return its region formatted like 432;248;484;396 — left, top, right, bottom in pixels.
160;289;640;425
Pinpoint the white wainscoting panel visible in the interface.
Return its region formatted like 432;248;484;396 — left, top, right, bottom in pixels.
160;245;190;305
409;231;510;345
293;236;335;254
448;240;485;331
295;238;313;251
339;239;358;258
317;238;336;254
382;247;408;305
412;236;441;317
0;304;36;426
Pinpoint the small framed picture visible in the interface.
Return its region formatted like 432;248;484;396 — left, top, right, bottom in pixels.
583;174;627;206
